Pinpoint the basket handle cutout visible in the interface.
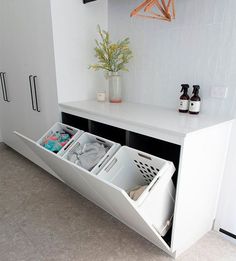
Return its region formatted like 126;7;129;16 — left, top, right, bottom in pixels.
148;177;160;192
63;139;75;151
96;138;106;144
105;158;117;173
65;126;74;132
98;154;110;168
138;153;152;161
159;215;173;236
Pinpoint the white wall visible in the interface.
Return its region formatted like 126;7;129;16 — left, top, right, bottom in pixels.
108;0;236;116
108;0;236;236
50;0;108;103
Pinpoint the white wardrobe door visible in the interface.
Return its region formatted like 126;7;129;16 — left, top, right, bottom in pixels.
16;0;59;141
0;0;29;152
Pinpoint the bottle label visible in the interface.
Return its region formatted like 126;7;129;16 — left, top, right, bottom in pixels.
189;101;201;113
179;100;189;111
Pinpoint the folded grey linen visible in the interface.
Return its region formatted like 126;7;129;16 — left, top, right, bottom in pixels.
69;142;109;171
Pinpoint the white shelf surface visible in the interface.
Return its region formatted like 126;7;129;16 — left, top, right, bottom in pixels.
59;100;234;145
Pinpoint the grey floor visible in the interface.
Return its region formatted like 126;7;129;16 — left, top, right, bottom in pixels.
1;143;236;261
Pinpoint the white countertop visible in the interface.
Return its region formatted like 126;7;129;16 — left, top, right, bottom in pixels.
59;100;233;145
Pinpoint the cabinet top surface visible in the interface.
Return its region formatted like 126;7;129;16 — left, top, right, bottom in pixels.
59;100;233;139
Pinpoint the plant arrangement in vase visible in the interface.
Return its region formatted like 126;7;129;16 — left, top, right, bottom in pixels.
89;25;133;103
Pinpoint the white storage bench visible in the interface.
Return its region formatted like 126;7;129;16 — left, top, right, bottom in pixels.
14;100;234;258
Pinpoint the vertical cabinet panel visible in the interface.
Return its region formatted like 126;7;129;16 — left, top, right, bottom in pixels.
0;0;29;151
171;123;232;255
18;0;59;140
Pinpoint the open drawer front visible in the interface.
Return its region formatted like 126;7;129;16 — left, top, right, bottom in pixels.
14;130;121;216
14;128;176;256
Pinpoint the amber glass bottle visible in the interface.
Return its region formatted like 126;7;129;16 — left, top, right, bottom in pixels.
179;84;190;113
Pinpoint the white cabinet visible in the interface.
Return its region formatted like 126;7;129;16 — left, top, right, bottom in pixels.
0;0;59;163
20;0;60;140
0;0;28;153
214;121;236;243
14;100;234;258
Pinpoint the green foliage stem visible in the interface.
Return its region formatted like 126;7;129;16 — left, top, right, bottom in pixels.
89;25;133;74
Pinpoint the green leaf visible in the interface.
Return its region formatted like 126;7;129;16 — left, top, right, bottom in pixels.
89;25;133;73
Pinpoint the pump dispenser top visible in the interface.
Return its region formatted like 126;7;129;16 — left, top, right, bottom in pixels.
192;85;200;96
181;84;190;94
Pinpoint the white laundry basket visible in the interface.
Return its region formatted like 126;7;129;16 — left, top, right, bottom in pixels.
63;132;120;175
98;146;176;236
37;122;83;156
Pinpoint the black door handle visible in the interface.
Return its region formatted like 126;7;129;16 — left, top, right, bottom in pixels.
29;75;36;111
0;72;7;101
2;73;10;102
33;76;40;112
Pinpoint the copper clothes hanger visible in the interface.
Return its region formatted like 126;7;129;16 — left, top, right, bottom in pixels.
130;0;176;22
